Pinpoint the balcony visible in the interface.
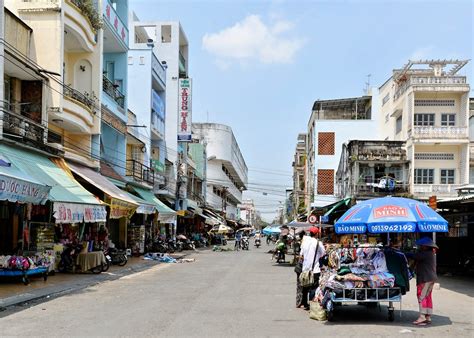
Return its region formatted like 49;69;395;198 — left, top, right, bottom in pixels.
2;109;46;146
470;144;474;163
102;0;128;52
179;51;186;76
394;76;468;101
62;85;95;133
410;126;469;141
353;182;410;198
103;75;125;108
64;0;98;52
413;184;463;198
152;54;166;87
126;159;154;186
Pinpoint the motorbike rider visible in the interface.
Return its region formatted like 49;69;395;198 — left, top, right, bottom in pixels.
254;232;261;246
272;236;287;260
234;231;243;251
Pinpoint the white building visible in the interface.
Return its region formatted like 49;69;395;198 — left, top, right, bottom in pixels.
307;92;380;208
378;60;470;200
127;15;168;191
239;199;256;226
193;123;248;220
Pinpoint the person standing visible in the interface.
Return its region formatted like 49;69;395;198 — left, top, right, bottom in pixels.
300;227;326;310
410;237;438;326
295;230;307;308
234;231;242;251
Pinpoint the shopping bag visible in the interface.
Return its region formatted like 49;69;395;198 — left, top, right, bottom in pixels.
299;270;314;287
309;301;327;321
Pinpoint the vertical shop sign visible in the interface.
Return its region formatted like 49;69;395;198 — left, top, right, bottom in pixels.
177;78;192;141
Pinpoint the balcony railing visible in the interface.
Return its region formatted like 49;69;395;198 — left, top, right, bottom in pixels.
126;159;154;185
410;126;468;139
103;75;125;108
2;109;46;145
68;0;102;32
394;76;467;101
413;184;463;197
352;182;409;197
63;85;96;111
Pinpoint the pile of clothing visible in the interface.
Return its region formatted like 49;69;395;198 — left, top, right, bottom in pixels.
316;245;408;305
0;255;52;271
143;253;196;264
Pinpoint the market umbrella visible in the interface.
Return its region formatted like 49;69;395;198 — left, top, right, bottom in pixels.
209;224;233;234
335;196;448;234
236;227;253;232
262;226;281;236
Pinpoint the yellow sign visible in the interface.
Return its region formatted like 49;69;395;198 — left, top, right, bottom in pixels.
109;198;137;219
176;210;186;216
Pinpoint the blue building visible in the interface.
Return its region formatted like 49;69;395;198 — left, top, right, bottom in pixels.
100;0;129;176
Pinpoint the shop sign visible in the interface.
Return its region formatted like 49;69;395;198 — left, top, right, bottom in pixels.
177;78;192;142
136;204;156;215
103;1;128;45
102;107;127;134
0;175;50;204
109;198;137;219
53;202;107;223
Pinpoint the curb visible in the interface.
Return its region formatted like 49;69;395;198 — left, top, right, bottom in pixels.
0;251;192;315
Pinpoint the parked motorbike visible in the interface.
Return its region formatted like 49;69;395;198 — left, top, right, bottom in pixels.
58;243;83;273
241;236;250;250
178;238;196;250
276;247;285;264
102;247;128;272
254;238;261;248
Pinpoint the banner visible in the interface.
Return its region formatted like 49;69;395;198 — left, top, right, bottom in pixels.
0;174;50;204
53;202;107;224
177;78;192;141
109;198;137;219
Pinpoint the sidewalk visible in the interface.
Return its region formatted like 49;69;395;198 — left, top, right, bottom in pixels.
0;253;189;312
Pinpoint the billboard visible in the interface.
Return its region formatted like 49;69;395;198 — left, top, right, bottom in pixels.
177;78;192;141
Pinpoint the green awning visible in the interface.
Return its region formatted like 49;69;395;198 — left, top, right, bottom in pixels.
108;177;127;188
123;191;156;215
0;144;100;205
132;186;176;221
323;197;352;217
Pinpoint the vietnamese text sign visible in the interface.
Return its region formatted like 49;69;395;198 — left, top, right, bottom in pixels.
177;78;192;141
0;175;50;204
53;202;107;224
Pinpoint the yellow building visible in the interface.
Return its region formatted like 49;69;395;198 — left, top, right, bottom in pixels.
6;0;103;168
379;60;470;200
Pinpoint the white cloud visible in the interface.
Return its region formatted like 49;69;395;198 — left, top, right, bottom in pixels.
409;46;435;61
202;15;305;67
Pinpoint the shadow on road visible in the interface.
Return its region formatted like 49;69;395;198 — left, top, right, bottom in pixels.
323;305;453;328
437;275;474;298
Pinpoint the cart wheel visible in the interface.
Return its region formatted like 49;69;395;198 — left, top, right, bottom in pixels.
90;265;103;274
388;309;395;322
327;310;334;321
22;276;29;285
43;273;48;282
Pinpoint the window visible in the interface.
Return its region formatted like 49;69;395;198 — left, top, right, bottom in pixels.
440;169;455;184
127;56;133;65
414;169;434;184
317;169;334;195
139;56;145;65
318;132;335;155
414;114;435;126
396;116;402;134
161;25;172;43
382;93;390;105
441;114;455;126
47;130;63;144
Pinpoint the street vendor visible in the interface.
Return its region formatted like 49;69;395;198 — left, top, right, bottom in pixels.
407;237;438;326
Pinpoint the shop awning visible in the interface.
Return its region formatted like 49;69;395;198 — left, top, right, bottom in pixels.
0;153;50;204
124;191;156;215
67;162;138;219
323;197;352;217
131;186;176;222
0;144;106;223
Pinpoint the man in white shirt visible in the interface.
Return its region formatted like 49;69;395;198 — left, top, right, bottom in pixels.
300;226;326;310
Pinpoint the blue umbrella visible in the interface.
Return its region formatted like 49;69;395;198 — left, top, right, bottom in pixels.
262;226;281;235
335;197;448;234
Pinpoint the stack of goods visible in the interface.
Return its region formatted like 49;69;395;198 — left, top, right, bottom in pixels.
0;255;52;271
316;245;406;305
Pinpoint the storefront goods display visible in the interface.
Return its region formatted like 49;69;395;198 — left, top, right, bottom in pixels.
143;252;195;263
76;251;107;273
0;254;51;285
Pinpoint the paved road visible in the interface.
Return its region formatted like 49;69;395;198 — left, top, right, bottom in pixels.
0;244;473;336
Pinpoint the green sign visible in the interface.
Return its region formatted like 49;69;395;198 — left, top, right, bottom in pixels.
151;159;165;172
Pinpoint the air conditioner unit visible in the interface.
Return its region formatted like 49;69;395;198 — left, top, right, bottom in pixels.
46;142;64;151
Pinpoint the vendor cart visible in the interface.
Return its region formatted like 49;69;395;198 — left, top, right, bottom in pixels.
0;266;49;285
325;196;449;322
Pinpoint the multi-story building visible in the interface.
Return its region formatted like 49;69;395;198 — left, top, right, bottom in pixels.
127;15;168;190
100;0;129;177
6;0;103;168
193;123;248;220
336;140;410;199
239;199;257;226
292;133;307;218
469;97;474;183
378;60;470;200
130;22;190;208
306;93;380;209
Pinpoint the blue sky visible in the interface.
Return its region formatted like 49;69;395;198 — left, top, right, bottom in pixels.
130;0;473;221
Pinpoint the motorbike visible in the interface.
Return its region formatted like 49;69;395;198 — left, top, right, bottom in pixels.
241;236;250;250
58;243;83;273
254;238;261;248
102;247;128;272
275;245;286;264
178;238;196;250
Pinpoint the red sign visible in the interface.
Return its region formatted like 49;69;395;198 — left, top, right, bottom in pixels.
373;205;408;218
308;214;318;224
428;196;437;210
